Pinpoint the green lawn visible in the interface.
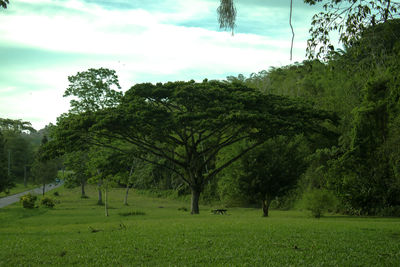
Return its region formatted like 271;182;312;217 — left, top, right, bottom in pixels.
0;185;399;266
0;182;38;198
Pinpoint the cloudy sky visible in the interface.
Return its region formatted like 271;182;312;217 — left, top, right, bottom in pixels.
0;0;322;130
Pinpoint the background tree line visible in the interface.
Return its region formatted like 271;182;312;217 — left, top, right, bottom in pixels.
0;119;60;195
221;19;400;215
7;19;398;217
2;1;399;217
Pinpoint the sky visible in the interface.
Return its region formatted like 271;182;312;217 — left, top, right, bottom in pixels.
0;0;321;130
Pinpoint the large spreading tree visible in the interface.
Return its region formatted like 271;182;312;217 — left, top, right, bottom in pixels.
54;79;336;214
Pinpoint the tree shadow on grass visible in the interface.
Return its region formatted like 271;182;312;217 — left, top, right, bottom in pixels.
0;206;48;220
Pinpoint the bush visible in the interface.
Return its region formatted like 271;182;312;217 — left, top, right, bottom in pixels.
40;196;56;208
53;191;60;196
379;206;400;217
303;189;337;218
20;193;37;209
118;211;146;216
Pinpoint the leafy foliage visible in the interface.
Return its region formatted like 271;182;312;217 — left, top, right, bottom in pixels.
305;0;400;58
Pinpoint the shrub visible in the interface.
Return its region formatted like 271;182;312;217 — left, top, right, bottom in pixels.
53;191;60;196
303;189;337;218
118;211;146;216
20;193;37;209
379;206;400;217
178;207;188;212
40;196;56;208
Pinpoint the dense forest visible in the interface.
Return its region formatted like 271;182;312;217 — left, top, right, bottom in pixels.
1;18;399;217
222;19;400;216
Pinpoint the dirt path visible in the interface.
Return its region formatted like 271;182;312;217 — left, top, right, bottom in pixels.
0;182;64;208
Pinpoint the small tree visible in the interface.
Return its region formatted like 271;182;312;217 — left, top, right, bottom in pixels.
117;156;141;206
50;67;123;204
303;189;337;218
239;136;309;217
63;67;122;114
87;147;120;216
31;136;58;195
64;151;90;198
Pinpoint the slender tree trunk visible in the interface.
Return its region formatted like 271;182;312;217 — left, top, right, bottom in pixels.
81;178;86;197
191;188;201;214
105;187;108;217
42;183;45;196
24;166;27;187
7;149;11;177
124;162;135;206
262;195;272;217
97;178;103;205
124;184;131;206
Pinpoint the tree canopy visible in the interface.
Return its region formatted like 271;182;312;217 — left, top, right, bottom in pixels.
0;118;36;134
64;68;122;114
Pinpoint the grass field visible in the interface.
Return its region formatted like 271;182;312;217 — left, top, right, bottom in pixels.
0;185;399;266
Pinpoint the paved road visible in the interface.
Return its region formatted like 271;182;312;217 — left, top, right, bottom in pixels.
0;182;64;208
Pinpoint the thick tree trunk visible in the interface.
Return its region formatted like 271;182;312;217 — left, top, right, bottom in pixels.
105;187;108;217
191;188;200;214
124;184;131;206
262;196;272;217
